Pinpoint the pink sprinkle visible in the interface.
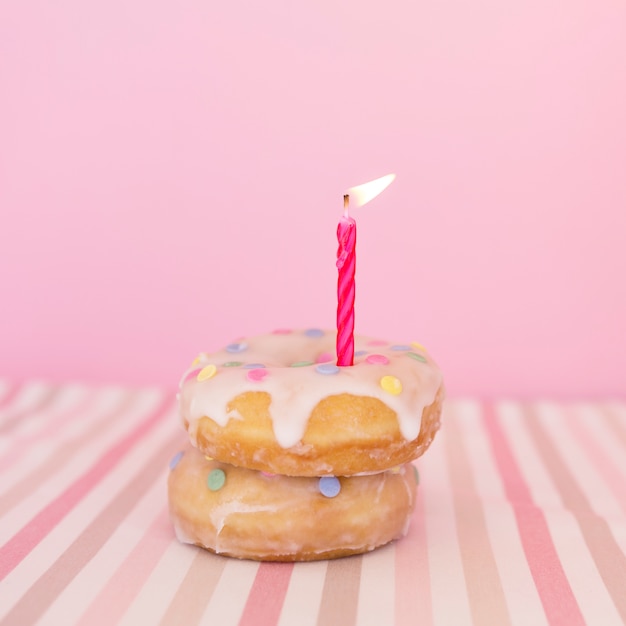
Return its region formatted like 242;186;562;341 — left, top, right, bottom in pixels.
247;369;268;382
272;328;292;334
183;368;202;384
316;352;333;363
366;354;390;365
367;340;387;346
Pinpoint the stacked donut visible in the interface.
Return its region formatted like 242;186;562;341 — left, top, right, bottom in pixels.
168;329;444;561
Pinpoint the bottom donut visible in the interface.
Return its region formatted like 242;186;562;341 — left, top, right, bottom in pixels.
168;445;419;561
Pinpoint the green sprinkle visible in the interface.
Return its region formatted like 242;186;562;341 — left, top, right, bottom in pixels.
207;468;226;491
413;466;420;484
290;361;314;367
222;361;243;367
407;352;427;363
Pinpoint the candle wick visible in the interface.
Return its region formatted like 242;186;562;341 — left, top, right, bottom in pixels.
343;194;350;217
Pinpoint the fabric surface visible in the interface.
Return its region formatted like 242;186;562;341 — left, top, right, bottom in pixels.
1;381;625;625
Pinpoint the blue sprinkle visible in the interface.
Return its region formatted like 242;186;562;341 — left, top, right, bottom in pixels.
243;362;266;369
226;342;248;353
305;328;325;338
354;350;368;357
315;363;340;375
391;344;412;351
319;476;341;498
169;451;184;470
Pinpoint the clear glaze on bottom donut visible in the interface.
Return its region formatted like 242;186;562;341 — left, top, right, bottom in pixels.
168;445;419;561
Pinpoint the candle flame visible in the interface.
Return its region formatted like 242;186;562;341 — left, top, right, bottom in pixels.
347;173;396;208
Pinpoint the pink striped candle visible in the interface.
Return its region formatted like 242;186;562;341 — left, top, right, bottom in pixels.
336;194;356;366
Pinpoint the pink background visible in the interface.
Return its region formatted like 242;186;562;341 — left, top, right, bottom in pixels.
1;0;625;399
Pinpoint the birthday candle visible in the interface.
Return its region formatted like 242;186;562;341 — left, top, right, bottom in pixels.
336;194;356;366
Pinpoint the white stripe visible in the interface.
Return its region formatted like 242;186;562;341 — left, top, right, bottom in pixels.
0;386;120;491
538;403;626;527
0;381;54;425
356;543;396;626
0;392;176;619
420;421;472;626
498;402;623;626
36;475;169;625
277;560;328;626
577;404;626;484
0;384;89;456
0;388;162;543
117;541;197;626
198;559;260;626
453;400;547;626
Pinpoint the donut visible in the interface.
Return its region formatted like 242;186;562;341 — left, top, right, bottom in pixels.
168;444;419;561
178;329;444;476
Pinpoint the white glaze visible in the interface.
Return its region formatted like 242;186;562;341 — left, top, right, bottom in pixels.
178;330;442;448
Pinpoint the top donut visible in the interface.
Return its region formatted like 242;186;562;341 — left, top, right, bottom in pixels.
178;329;444;477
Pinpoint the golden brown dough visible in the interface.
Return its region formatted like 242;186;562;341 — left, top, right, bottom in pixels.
168;445;419;561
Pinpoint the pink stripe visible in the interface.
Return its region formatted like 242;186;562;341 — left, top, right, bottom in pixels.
238;562;294;626
76;507;173;626
395;481;433;626
0;388;97;474
0;382;21;410
567;409;626;514
0;385;59;435
482;403;585;626
0;394;172;581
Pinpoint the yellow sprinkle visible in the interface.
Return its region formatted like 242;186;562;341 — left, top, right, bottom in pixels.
411;342;427;352
390;466;401;474
380;375;403;395
205;455;213;461
197;364;217;381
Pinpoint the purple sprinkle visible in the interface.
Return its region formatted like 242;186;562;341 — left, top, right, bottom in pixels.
391;344;412;351
315;363;340;375
226;342;248;353
243;362;266;369
169;451;184;470
305;328;325;338
319;476;341;498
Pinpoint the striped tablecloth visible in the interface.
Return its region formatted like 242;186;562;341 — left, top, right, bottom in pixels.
1;380;625;626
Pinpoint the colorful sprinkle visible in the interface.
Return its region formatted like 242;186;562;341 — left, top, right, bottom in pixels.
354;350;368;357
316;351;334;363
169;451;184;470
380;375;403;395
207;468;226;491
247;368;268;382
390;465;401;474
367;339;387;346
226;342;248;353
315;363;340;375
305;328;324;338
407;352;428;363
413;466;420;484
191;354;205;366
260;471;276;477
197;364;217;381
222;361;243;367
272;328;292;334
391;344;412;351
204;455;213;461
243;363;266;369
411;342;427;351
319;476;341;498
366;354;390;365
291;360;314;367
